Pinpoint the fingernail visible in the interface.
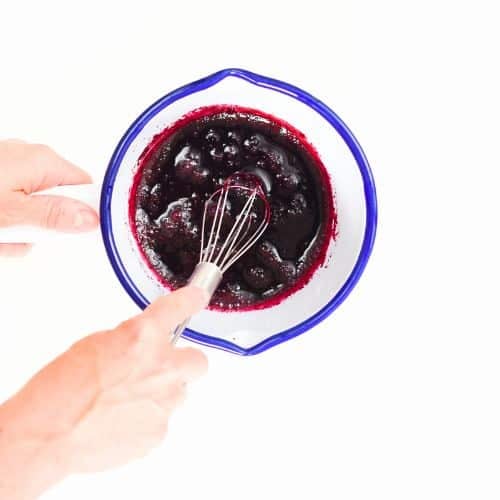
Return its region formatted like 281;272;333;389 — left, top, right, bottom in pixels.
74;209;98;230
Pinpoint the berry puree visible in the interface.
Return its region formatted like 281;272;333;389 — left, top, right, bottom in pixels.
130;105;336;310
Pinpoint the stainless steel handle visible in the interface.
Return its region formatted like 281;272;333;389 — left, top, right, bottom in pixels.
170;262;223;345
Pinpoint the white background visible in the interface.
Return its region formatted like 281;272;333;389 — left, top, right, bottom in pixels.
0;1;499;499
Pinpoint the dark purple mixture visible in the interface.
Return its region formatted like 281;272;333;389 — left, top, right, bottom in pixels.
130;105;335;310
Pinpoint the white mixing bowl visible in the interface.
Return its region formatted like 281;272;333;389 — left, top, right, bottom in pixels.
101;68;377;355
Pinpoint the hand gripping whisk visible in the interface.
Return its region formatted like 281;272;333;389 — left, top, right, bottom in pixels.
170;181;270;344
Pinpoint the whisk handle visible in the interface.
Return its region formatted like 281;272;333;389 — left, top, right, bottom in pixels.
170;318;190;345
170;262;222;345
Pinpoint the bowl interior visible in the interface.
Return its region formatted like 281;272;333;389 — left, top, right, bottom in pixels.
103;71;371;354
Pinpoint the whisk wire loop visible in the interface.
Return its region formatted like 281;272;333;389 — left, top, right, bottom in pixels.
200;184;270;273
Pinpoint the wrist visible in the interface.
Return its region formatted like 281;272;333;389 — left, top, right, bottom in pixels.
0;401;70;499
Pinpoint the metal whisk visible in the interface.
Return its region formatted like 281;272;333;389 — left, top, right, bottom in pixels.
170;181;270;344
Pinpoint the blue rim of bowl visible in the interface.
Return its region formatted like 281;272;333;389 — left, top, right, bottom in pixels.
101;68;377;356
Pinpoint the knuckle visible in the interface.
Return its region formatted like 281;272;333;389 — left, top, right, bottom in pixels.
119;316;146;345
69;333;99;361
44;199;65;229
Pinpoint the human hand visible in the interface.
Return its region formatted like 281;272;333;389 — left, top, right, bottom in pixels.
0;286;209;499
0;139;99;257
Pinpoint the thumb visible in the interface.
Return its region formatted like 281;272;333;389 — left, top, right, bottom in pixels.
18;195;99;232
126;286;210;355
142;286;210;332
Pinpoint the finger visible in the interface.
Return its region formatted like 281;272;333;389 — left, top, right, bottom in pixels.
154;383;187;414
140;286;210;344
166;347;208;382
132;371;179;396
113;286;209;373
18;144;92;193
0;243;33;257
15;194;99;232
132;372;187;406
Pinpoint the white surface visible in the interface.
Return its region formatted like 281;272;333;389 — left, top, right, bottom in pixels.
109;74;365;346
0;1;499;499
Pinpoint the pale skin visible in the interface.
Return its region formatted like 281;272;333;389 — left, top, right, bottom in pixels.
0;141;209;499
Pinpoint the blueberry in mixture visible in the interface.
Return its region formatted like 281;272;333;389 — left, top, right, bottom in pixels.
131;105;335;310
